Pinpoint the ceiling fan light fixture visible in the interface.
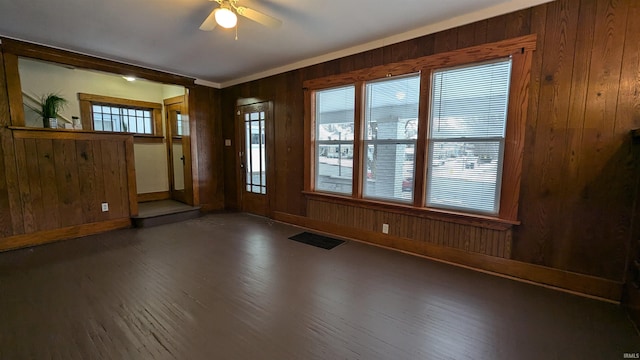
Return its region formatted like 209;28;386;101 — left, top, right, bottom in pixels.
214;6;237;29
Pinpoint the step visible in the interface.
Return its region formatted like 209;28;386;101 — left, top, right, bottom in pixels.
132;200;201;228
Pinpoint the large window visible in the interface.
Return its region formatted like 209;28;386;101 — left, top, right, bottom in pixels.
305;36;535;222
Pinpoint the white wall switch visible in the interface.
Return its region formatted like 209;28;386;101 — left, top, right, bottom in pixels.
382;223;389;234
101;202;109;212
225;139;232;146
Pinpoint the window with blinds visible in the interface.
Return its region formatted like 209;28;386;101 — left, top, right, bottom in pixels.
426;58;512;214
363;74;420;203
315;85;355;195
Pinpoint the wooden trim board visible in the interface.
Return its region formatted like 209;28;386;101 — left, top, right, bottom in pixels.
137;191;170;202
272;211;622;302
0;218;131;252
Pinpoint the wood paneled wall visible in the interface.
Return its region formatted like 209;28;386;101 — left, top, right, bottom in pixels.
0;50;15;238
0;127;137;251
189;85;225;211
308;198;512;258
624;136;640;320
222;0;640;285
4;129;136;236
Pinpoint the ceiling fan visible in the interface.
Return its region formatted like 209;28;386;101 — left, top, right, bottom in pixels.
199;0;282;31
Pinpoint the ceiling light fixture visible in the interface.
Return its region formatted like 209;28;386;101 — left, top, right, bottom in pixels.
123;76;136;82
214;4;238;29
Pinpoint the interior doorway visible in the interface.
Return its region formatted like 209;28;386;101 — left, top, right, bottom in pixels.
236;101;272;216
164;95;189;204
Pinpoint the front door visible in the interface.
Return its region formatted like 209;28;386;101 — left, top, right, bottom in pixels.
165;96;189;203
237;102;271;216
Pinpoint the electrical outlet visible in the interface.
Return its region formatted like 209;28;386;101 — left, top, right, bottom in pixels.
225;139;232;146
382;223;389;234
101;202;109;212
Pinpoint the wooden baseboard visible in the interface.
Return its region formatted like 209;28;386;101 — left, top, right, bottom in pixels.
273;211;623;302
0;218;132;252
137;191;170;203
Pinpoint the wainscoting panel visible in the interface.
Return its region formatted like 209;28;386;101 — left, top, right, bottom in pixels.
0;128;136;249
307;198;512;259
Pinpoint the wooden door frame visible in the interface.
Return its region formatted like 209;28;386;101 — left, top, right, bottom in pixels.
235;99;274;217
164;94;193;204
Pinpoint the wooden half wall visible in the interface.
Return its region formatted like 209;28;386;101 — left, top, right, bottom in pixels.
0;128;137;251
0;39;226;251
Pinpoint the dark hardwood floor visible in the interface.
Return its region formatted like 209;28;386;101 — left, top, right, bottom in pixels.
0;213;638;359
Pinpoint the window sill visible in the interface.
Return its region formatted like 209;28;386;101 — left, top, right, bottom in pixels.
134;134;164;144
303;191;519;231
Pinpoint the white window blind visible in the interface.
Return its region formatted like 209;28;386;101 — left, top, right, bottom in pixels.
315;86;355;195
426;58;512;214
363;73;420;203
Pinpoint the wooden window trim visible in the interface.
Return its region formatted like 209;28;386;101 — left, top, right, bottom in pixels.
303;35;536;224
78;93;163;137
133;134;164;144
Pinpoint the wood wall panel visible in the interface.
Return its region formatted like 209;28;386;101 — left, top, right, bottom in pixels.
76;140;98;223
221;0;640;284
37;139;60;230
307;198;512;258
0;49;18;237
512;0;637;281
190;85;225;212
0;129;135;247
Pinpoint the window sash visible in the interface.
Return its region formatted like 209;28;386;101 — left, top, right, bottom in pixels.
424;58;511;214
314;85;355;195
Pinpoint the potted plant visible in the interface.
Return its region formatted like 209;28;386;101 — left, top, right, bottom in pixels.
40;93;67;128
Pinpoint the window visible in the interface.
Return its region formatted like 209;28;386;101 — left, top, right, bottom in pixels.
245;111;266;194
364;74;420;203
78;93;163;138
305;36;535;222
91;104;153;134
176;113;183;136
314;85;355;195
426;59;512;214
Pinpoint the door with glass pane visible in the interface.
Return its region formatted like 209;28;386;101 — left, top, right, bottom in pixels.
237;102;270;216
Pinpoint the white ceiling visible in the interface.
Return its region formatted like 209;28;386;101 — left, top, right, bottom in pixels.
0;0;550;88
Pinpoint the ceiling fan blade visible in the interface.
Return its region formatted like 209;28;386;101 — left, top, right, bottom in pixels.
199;9;218;31
237;6;282;28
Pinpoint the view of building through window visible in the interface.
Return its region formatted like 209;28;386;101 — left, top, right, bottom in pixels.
363;74;420;202
315;85;355;194
312;57;513;215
